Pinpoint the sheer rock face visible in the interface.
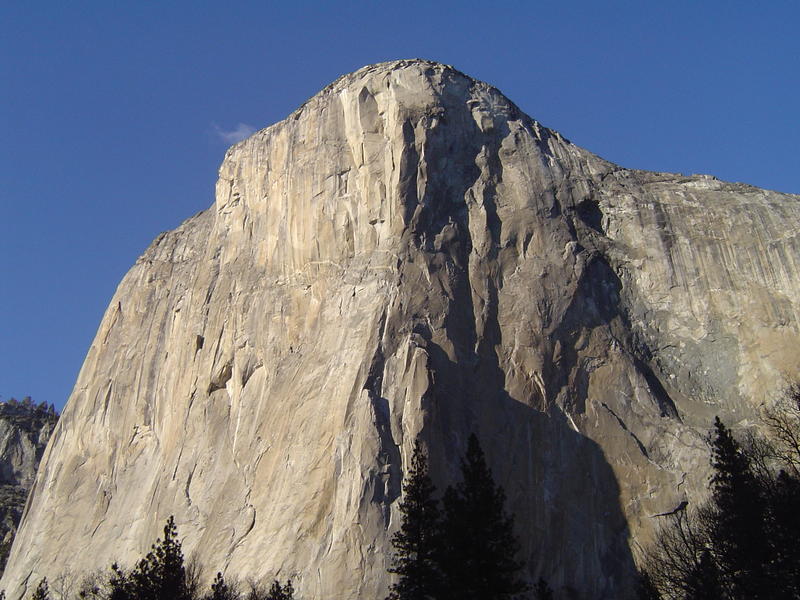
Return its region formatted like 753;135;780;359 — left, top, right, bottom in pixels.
4;60;800;599
0;402;58;575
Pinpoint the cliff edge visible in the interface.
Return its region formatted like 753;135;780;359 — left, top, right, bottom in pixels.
4;60;800;599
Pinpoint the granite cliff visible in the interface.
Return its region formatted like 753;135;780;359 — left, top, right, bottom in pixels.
3;60;800;599
0;400;58;576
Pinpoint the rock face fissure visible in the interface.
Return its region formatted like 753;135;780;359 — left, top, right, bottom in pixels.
4;59;800;599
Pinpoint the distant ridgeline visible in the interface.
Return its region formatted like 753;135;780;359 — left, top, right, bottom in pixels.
0;398;58;576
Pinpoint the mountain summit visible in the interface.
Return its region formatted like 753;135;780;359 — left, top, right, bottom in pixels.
4;60;800;599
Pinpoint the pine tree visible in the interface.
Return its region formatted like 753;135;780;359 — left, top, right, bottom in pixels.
207;572;237;600
440;434;527;600
709;417;770;599
264;580;293;600
644;401;800;599
109;515;191;600
767;470;800;597
684;550;722;600
108;563;134;600
387;440;442;600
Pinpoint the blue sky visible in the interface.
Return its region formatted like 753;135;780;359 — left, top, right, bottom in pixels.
2;1;799;411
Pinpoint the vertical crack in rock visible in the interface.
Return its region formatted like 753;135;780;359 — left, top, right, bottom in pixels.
362;338;402;527
184;465;195;506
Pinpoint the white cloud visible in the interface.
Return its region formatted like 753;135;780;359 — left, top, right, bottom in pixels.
213;122;256;144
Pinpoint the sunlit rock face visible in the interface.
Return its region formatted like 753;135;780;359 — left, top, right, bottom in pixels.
3;60;800;600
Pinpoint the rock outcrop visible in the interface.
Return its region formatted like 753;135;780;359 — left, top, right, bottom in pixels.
3;60;800;599
0;400;58;575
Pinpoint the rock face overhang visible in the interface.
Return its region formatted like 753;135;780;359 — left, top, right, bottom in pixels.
4;59;800;599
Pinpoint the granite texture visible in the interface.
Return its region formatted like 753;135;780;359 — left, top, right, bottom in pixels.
3;60;800;599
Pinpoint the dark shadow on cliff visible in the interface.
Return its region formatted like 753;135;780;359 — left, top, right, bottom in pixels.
392;73;640;598
417;319;638;600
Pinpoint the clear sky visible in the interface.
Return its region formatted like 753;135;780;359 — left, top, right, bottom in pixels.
2;1;799;411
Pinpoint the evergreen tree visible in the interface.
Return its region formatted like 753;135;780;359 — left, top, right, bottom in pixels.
440;434;527;600
109;515;190;600
109;563;134;600
767;470;800;597
644;400;800;600
207;573;237;600
264;580;293;600
709;417;770;598
387;440;442;600
684;550;722;600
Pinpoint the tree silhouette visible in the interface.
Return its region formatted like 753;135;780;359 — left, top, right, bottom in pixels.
264;580;293;600
109;515;190;600
386;440;442;600
642;400;800;599
709;417;770;598
440;434;527;600
207;573;237;600
768;470;800;595
684;550;721;600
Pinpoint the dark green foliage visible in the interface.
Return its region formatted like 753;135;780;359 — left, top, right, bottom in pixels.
768;470;800;595
708;417;769;598
108;516;190;600
642;395;800;600
0;399;58;435
79;516;297;600
207;573;237;600
684;550;721;600
385;435;528;600
240;579;293;600
30;578;49;600
264;580;293;600
108;563;132;600
386;441;442;600
440;434;527;600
